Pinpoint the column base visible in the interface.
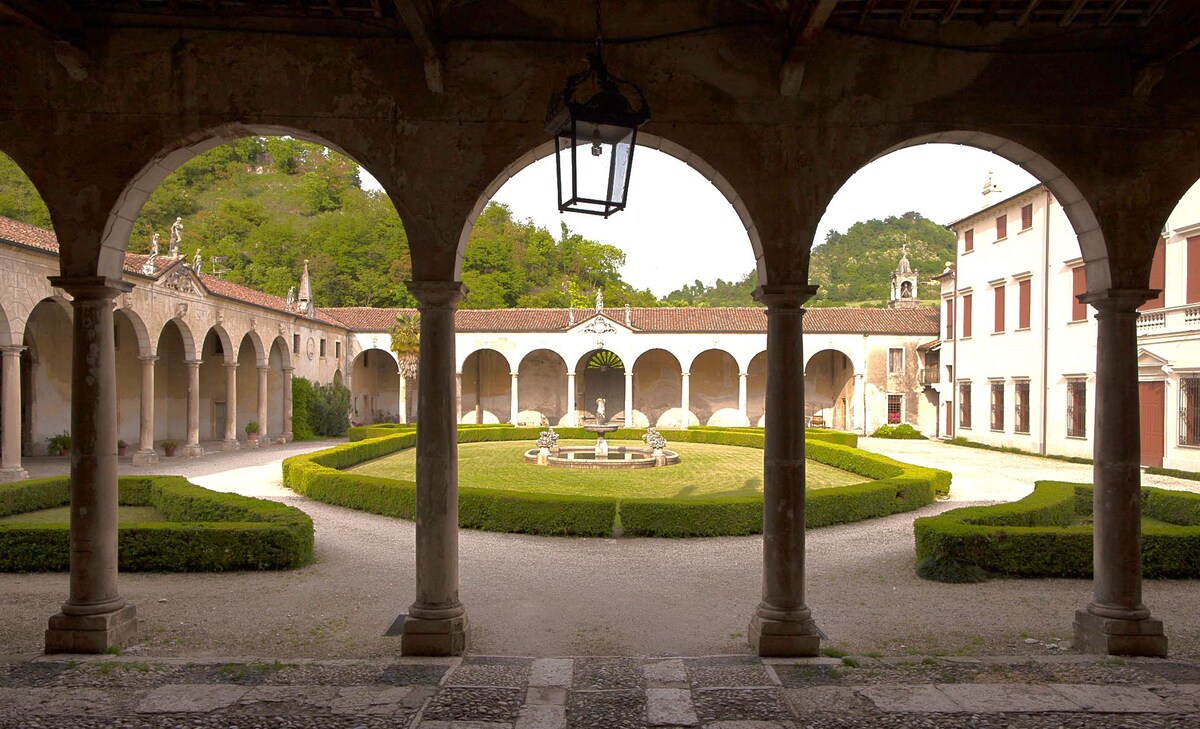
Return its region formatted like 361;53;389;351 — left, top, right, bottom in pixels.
132;449;158;465
45;604;138;654
182;444;203;457
221;439;241;452
401;613;469;656
1073;609;1168;657
748;611;822;657
0;467;28;483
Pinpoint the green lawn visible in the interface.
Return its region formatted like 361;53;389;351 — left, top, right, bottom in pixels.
348;439;866;500
0;505;167;525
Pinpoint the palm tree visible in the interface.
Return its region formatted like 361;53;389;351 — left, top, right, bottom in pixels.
389;312;420;379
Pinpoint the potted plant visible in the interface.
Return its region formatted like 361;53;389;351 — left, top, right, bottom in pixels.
117;439;127;457
161;439;178;457
245;420;259;444
47;432;71;457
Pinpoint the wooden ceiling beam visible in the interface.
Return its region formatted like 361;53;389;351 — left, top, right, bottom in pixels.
858;0;879;25
1099;0;1126;26
780;0;838;97
901;0;920;26
1060;0;1087;27
1016;0;1041;27
1139;0;1171;28
939;0;964;26
393;0;444;94
369;0;383;18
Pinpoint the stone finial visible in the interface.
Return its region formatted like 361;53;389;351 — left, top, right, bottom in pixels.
298;259;313;316
981;170;1001;205
643;427;667;451
625;303;631;326
142;252;158;276
568;307;575;326
595;289;603;311
536;428;559;450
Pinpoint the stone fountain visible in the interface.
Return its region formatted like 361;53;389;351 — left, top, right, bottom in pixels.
524;399;679;469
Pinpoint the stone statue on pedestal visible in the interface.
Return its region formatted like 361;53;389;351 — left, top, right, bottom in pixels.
168;217;183;256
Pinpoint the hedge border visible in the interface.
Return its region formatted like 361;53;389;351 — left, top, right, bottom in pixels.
284;425;948;538
0;476;314;572
913;480;1200;580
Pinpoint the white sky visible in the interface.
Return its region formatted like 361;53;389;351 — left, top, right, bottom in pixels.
361;143;1039;298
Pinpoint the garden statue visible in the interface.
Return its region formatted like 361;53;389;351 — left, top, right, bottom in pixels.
644;427;668;466
150;232;160;256
595;397;606;425
595;289;604;311
192;249;202;273
287;286;296;306
535;427;560;465
168;216;183;256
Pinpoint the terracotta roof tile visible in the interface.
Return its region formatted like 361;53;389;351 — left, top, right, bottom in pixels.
0;215;58;254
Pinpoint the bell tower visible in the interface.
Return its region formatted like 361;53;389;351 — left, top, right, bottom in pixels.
889;244;919;309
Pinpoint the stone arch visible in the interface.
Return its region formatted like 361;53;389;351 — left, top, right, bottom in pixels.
238;329;267;368
632;348;690;429
236;333;261;439
269;334;293;371
199;328;234;442
516;349;567;427
113;308;150;445
100;124;405;280
864;133;1110;290
0;302;12;348
154;319;194;443
457;134;767;285
202;325;236;365
114;306;152;357
804;349;856;431
350;348;399;424
576;349;626;425
460;348;511;425
689;348;743;427
266;337;290;439
157;316;197;362
748;350;768;428
20;298;73;453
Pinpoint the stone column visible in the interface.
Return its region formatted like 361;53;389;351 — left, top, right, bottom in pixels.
401;280;469;655
44;276;137;653
0;346;28;482
282;367;294;442
510;372;519;425
852;374;864;434
398;373;408;424
182;360;202;457
1074;289;1167;656
257;365;269;447
748;284;822;657
566;371;577;426
133;356;158;465
455;372;462;424
738;371;749;420
680;371;691;430
624;371;634;426
222;362;239;451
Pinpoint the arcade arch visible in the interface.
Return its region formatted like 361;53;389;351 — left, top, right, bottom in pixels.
516;349;567;427
688;349;742;427
460;348;512;425
350;348;399;425
20;298;72;454
632;349;689;429
804;349;856;431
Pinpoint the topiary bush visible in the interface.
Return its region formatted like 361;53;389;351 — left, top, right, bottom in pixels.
914;481;1200;581
284;425;949;538
292;377;352;440
871;423;925;439
0;476;313;572
291;377;316;441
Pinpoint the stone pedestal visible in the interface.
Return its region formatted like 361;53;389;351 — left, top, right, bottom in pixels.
1073;610;1168;657
401;612;469;656
45;604;138;654
747;284;822;657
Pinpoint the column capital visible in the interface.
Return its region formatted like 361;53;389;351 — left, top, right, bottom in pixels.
1078;288;1159;314
0;345;26;356
510;371;519;378
739;371;748;378
225;361;239;370
138;355;158;364
185;359;201;368
258;365;269;373
282;366;295;374
406;280;467;309
753;284;819;310
47;276;133;301
681;371;690;378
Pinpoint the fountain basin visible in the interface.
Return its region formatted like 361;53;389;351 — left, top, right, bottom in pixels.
523;446;680;469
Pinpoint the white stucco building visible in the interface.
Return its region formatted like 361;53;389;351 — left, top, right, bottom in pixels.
937;180;1200;470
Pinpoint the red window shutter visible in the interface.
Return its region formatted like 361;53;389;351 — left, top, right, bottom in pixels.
1018;279;1031;329
964;229;974;252
945;300;955;339
1140;238;1166;311
1072;267;1087;321
963;294;973;337
1188;236;1200;304
996;215;1007;240
994;286;1005;333
1021;203;1033;230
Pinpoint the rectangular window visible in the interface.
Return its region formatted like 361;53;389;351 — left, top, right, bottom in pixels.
887;394;903;424
293;333;300;354
1140;238;1166;311
1181;377;1200;446
888;347;904;374
319;338;327;358
1071;267;1087;322
945;299;955;339
964;228;974;253
335;341;341;359
1018;279;1031;329
962;293;973;337
1067;379;1087;438
1015;380;1031;434
1021;203;1034;230
995;214;1007;240
993;285;1005;333
1188;237;1200;304
959;382;972;429
990;382;1004;431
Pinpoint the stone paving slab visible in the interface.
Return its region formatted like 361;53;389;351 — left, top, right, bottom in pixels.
136;683;248;713
646;687;699;726
1049;683;1168;712
939;683;1082;713
530;658;573;688
858;684;963;713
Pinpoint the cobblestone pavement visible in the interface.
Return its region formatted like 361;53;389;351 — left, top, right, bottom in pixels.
1;654;1199;728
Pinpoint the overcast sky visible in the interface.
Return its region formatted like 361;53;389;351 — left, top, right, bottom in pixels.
364;143;1040;297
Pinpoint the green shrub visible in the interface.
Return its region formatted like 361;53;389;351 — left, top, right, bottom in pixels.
286;425;948;538
0;476;313;572
291;377;316;441
871;423;925;440
914;481;1200;581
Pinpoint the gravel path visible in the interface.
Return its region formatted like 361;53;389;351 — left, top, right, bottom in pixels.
1;437;1197;661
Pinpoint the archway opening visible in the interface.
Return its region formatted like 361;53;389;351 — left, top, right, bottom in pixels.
460;349;511;425
516;349;567;427
267;337;289;439
237;333;263;440
689;349;741;427
20;298;71;454
804;350;855;431
350;348;399;425
154;319;194;444
632;349;688;429
113;309;149;447
578;349;625;424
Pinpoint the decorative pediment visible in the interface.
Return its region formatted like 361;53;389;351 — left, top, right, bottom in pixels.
161;266;202;295
1137;347;1172;380
571;314;629;336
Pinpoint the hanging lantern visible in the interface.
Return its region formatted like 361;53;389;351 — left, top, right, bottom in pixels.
545;48;650;218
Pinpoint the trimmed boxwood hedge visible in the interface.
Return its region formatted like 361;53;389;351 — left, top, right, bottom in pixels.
0;476;313;572
913;480;1200;581
283;425;948;538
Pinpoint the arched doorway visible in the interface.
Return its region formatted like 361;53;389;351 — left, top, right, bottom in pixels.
578;349;625;424
200;327;234;443
689;349;742;426
154;319;195;448
350;348;399;424
20;298;72;455
267;337;290;440
460;349;511;424
516;349;566;427
237;332;264;443
113;309;149;449
747;351;767;427
632;349;687;429
804;349;855;430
